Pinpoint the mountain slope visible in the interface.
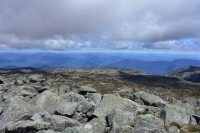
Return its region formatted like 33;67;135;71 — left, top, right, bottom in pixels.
0;67;47;74
105;59;200;74
165;66;200;83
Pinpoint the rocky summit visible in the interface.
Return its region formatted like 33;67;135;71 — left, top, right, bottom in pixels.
0;67;200;133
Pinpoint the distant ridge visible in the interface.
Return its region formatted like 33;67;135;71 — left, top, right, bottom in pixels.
105;59;200;74
0;52;200;74
165;66;200;83
0;67;47;74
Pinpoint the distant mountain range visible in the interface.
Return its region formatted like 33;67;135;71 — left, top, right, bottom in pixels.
105;59;200;74
0;52;200;74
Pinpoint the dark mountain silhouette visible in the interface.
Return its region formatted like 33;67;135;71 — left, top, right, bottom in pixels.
0;67;47;74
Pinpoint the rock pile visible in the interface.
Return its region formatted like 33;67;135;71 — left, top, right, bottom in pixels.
0;73;200;133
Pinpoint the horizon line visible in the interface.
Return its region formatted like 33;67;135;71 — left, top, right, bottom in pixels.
0;49;200;54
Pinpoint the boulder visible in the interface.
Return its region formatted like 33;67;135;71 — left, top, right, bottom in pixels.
14;86;38;98
182;97;198;108
132;91;144;100
36;91;61;114
6;120;50;133
79;101;94;114
32;85;48;93
80;118;88;124
110;125;135;133
117;86;134;99
72;112;82;121
167;126;180;133
50;84;70;95
94;94;143;118
60;92;95;114
37;130;61;133
36;110;51;118
60;92;85;102
140;106;162;117
63;126;91;133
134;99;144;105
85;93;102;105
29;74;45;83
84;118;106;133
160;104;196;126
56;102;78;116
163;95;177;104
130;113;166;132
107;109;135;129
134;114;164;129
43;114;80;131
31;113;44;122
134;128;167;133
76;85;96;94
0;97;36;131
175;100;193;108
140;92;167;107
15;79;25;85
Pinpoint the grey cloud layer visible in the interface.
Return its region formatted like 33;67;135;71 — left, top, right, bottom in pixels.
0;0;200;50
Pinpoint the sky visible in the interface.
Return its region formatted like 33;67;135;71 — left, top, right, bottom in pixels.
0;0;200;52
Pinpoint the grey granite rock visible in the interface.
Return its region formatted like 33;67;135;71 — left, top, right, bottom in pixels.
0;97;37;131
94;94;143;118
43;114;80;131
36;91;61;114
107;109;135;129
56;102;78;116
160;104;196;126
167;126;180;133
6;120;50;132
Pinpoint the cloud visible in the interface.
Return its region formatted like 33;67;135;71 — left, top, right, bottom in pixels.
44;38;76;50
0;0;200;51
194;38;200;45
112;41;133;50
143;40;177;49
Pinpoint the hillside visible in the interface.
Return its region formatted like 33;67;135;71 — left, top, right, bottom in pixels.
1;67;199;99
105;59;200;74
0;67;200;133
165;66;200;83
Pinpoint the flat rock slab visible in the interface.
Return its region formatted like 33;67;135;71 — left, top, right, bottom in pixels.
137;91;167;107
94;94;143;118
56;102;78;116
77;85;97;94
43;114;81;131
134;114;164;129
6;120;50;132
161;104;196;126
